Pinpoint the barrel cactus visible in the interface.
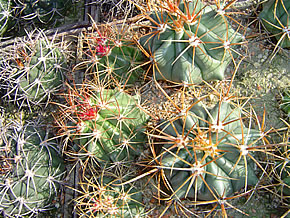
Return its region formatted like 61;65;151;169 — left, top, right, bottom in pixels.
77;26;145;85
280;89;290;118
11;0;75;31
139;0;244;84
0;0;11;37
271;141;290;198
146;100;262;201
0;121;65;217
75;168;145;217
259;0;290;49
58;85;149;165
0;31;67;110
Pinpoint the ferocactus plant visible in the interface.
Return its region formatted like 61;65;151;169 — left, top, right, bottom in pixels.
76;24;145;85
0;0;11;37
75;168;145;217
0;121;65;217
9;0;75;33
57;84;149;166
269;131;290;201
259;0;290;49
280;89;290;118
0;31;68;110
139;0;244;84
145;99;262;202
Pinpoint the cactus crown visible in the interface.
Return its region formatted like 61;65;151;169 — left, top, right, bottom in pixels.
146;99;262;201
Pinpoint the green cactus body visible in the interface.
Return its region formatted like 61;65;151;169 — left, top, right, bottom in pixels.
76;175;144;217
69;89;149;163
276;162;290;196
280;90;290;117
2;36;67;108
0;123;65;217
99;45;144;84
154;101;260;200
83;33;145;85
259;0;290;48
0;0;11;36
273;144;290;196
140;0;243;84
13;0;73;28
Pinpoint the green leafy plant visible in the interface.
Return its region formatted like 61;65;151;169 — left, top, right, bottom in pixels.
139;0;244;84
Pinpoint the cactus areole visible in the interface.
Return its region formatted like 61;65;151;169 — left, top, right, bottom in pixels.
140;0;244;84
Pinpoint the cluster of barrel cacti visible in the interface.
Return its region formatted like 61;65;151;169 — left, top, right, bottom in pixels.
0;0;289;217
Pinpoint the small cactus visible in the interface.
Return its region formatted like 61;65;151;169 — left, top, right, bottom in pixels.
280;89;290;118
139;0;244;84
57;84;149;166
120;88;264;207
75;168;145;217
0;31;68;110
149;100;261;201
76;25;145;85
0;0;11;37
0;121;65;217
259;0;290;49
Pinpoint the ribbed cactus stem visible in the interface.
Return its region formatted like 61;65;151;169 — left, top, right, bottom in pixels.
0;122;65;217
146;100;263;201
59;86;149;165
140;0;244;84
